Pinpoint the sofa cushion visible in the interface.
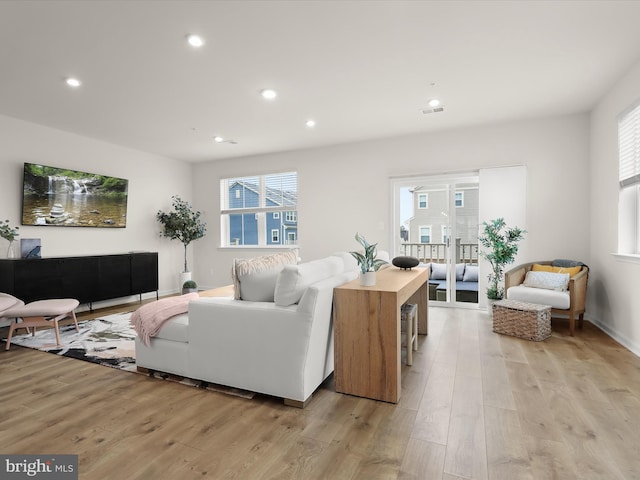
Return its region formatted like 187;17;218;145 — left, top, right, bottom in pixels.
456;263;465;281
154;313;189;343
431;263;447;280
524;271;570;291
332;251;359;273
275;256;343;306
462;265;479;282
507;285;571;310
532;263;581;278
232;251;298;301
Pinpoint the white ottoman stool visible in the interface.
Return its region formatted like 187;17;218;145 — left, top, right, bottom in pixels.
4;298;80;350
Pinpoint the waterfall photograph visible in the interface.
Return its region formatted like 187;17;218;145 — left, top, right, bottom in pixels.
21;163;128;228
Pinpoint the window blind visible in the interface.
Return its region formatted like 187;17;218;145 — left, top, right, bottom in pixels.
220;172;297;213
619;102;640;187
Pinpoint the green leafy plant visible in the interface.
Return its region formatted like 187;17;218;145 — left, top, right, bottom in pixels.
478;218;526;300
350;233;387;274
0;220;19;242
182;280;197;289
157;196;206;272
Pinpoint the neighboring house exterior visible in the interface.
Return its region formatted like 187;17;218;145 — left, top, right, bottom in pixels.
228;181;298;245
406;186;479;260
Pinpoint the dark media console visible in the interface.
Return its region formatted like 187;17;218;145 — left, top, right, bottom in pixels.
0;252;158;308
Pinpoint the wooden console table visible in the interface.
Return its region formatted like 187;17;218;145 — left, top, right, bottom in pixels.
333;266;429;403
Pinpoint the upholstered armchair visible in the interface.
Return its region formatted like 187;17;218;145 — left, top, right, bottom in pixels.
504;260;588;336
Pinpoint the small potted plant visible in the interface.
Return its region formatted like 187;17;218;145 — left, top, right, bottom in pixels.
478;218;526;310
182;280;198;294
350;233;388;286
0;219;19;258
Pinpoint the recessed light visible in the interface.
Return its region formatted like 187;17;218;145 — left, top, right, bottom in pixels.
213;136;224;143
428;98;441;108
305;119;316;128
260;89;277;100
66;77;81;87
187;34;204;48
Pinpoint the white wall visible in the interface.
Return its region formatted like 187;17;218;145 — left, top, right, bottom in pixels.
0;114;193;306
193;114;590;293
590;59;640;355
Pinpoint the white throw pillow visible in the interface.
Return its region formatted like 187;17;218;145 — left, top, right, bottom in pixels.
523;271;570;292
462;265;479;282
431;263;447;280
275;256;343;306
231;251;298;301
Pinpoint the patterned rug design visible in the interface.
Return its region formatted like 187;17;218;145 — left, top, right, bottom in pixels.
6;312;254;399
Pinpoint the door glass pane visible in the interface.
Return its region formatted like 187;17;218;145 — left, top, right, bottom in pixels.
454;183;479;304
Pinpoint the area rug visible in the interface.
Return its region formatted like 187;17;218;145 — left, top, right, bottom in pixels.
5;312;255;399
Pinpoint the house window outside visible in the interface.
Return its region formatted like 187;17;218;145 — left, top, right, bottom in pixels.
418;193;428;209
285;211;297;222
220;171;297;247
441;225;448;243
619;102;640;254
419;226;431;243
455;191;464;207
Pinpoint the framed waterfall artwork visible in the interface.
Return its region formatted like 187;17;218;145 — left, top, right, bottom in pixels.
21;163;129;228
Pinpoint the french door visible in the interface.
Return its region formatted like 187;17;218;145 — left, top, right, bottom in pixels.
392;173;479;306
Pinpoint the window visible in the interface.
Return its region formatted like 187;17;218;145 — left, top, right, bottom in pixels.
455;191;464;207
619;102;640;255
220;171;297;247
418;193;428;209
285;211;297;222
441;225;448;243
419;226;431;243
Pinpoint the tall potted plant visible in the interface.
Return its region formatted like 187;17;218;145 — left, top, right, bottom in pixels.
478;218;525;307
157;196;207;278
350;233;387;286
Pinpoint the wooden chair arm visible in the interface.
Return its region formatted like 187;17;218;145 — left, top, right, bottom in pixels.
569;268;588;312
504;264;527;291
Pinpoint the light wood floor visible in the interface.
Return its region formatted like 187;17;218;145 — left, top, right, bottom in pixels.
2;303;640;479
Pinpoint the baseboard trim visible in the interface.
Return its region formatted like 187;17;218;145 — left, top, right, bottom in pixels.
587;314;640;358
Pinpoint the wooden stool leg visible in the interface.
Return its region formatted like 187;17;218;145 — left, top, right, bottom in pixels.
413;307;418;351
5;321;17;350
70;310;80;332
406;309;413;366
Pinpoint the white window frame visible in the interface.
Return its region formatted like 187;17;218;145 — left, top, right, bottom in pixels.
285;211;297;222
419;225;431;243
618;101;640;259
271;229;280;243
418;193;428;209
455;191;464;207
220;171;297;248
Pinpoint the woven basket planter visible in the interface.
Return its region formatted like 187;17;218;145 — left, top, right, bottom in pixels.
492;299;551;341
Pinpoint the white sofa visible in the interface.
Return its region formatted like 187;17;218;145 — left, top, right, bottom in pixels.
135;252;359;407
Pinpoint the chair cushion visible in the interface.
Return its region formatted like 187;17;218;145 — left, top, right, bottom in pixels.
532;263;581;278
507;285;571;310
231;251;298;301
456;263;465;281
4;298;79;317
524;271;570;291
0;293;24;317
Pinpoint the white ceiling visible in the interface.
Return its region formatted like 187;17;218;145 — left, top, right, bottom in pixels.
2;0;640;163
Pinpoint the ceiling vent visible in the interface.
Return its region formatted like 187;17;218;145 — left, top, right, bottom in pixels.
422;106;445;114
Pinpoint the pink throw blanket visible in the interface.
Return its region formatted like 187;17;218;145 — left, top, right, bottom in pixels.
131;293;199;347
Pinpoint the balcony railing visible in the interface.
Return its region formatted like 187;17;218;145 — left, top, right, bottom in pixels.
400;241;478;264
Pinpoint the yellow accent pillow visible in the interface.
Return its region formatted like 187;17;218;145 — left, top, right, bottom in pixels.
532;264;581;278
